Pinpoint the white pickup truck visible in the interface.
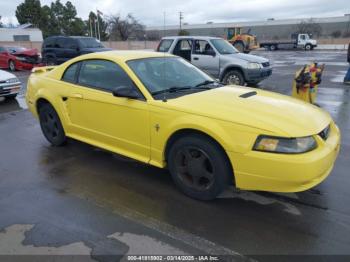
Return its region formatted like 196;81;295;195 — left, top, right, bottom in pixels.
259;33;318;51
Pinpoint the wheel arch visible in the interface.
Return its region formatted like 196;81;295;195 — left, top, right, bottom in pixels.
220;65;246;82
163;128;235;184
35;96;68;129
36;97;51;114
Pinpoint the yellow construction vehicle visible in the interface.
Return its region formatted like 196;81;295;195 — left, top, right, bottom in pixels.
227;27;259;53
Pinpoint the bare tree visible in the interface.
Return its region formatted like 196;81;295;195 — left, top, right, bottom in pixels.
107;14;145;41
146;30;161;41
295;19;322;37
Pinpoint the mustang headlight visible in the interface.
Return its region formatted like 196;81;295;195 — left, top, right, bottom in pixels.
253;135;317;154
247;62;262;69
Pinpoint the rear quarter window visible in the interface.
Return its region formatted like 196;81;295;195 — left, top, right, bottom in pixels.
62;62;79;83
157;39;173;52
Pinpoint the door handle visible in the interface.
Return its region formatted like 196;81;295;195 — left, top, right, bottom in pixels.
193;57;199;60
71;93;83;99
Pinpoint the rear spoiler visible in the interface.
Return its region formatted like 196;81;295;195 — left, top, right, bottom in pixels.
31;66;56;74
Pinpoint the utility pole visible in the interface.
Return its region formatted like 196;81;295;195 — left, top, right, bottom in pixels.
179;12;183;31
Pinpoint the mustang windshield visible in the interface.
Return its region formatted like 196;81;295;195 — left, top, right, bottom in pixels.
127;57;217;97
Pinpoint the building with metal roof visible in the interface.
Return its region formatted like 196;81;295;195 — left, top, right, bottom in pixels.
146;15;350;40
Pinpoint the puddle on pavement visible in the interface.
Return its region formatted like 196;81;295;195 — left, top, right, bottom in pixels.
330;71;347;83
0;224;93;257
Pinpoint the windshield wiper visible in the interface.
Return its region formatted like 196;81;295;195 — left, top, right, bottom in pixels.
152;86;192;95
195;80;219;88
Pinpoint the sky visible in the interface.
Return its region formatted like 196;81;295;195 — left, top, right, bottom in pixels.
0;0;349;26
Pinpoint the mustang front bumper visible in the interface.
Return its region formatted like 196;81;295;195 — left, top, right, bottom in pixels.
227;122;341;192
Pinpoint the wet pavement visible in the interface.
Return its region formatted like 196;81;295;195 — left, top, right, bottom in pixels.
0;50;350;261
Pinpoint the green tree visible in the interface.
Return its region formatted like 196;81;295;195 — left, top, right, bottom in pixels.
15;0;43;27
15;0;86;37
86;11;108;40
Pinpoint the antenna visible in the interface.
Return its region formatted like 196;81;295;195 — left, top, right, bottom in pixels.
162;11;167;102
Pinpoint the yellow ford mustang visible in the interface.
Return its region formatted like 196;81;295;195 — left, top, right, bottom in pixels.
26;51;340;200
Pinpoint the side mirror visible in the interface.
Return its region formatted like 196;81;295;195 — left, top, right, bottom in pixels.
205;49;216;57
112;86;143;100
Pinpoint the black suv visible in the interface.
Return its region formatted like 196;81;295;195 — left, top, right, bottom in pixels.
42;36;112;65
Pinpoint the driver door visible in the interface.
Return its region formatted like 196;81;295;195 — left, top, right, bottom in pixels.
298;34;307;46
63;59;151;163
191;39;220;78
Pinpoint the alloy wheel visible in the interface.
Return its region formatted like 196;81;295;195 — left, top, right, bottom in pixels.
227;74;241;85
41;111;60;140
174;147;215;191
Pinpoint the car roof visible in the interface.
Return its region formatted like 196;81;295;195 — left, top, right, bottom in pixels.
161;36;222;40
45;36;96;40
74;50;175;62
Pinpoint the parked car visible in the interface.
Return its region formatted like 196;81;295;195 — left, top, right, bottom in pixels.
157;36;272;86
42;36;112;65
260;33;318;51
0;69;21;99
26;51;340;200
0;46;42;71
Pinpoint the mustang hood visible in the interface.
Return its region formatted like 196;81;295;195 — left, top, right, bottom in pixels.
165;86;331;137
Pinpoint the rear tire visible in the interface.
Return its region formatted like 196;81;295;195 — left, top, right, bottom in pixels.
38;103;67;146
8;60;16;71
45;56;56;66
222;70;245;86
269;45;277;51
233;41;245;53
168;134;232;200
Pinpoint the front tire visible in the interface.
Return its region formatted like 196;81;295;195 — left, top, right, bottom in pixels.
8;60;16;71
168;134;232;200
38;103;67;146
305;44;312;51
5;94;17;100
222;70;245;86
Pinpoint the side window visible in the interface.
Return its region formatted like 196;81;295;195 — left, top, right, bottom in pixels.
62;62;79;83
157;39;173;52
175;40;192;52
54;38;65;48
78;60;135;92
63;39;77;49
173;39;192;61
44;38;55;48
193;40;214;55
300;35;306;40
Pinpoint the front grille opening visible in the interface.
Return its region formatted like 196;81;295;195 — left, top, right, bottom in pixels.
318;125;330;141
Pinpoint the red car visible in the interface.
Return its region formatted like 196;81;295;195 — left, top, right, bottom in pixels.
0;46;43;71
